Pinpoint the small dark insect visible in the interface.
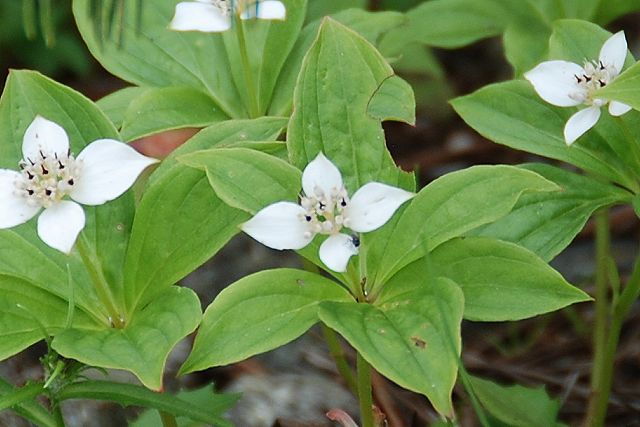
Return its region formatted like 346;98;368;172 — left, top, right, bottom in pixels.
351;234;360;248
411;336;427;349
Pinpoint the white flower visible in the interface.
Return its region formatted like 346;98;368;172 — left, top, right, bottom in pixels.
169;0;286;32
0;116;158;254
524;31;632;146
241;153;414;272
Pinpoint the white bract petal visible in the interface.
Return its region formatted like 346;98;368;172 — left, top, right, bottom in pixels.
169;1;232;32
599;31;627;76
22;116;70;161
564;106;601;146
346;182;414;233
319;233;358;273
0;170;40;228
240;1;286;20
71;139;158;206
302;152;343;198
37;200;85;254
608;100;632;117
524;61;585;107
242;201;313;250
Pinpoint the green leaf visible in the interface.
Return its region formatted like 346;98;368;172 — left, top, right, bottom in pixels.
451;80;639;190
181;269;353;373
59;381;232;427
473;163;632;261
319;277;464;416
254;0;307;113
379;0;544;52
469;375;561;427
367;75;416;125
366;165;558;289
53;287;202;390
270;8;405;116
430;236;591;321
73;0;244;118
593;0;640;24
124;118;286;312
548;19;634;66
502;18;551;75
287;18;414;193
0;377;55;427
0;275;96;360
131;385;240;427
120;87;228;142
97;86;150;129
599;59;640;108
179;147;301;213
306;0;367;21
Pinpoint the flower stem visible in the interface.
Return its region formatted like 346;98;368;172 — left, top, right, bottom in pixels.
321;323;358;394
586;244;640;425
590;209;610;393
234;15;260;118
356;352;374;427
75;235;124;328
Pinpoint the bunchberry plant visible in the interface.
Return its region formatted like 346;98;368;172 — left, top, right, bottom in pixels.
2;1;638;426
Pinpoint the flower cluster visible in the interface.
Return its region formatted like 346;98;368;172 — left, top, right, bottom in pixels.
0;116;157;253
525;31;631;145
241;153;414;272
170;0;286;32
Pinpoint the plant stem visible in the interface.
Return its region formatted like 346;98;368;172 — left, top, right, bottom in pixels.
356;353;374;427
52;401;66;427
586;248;640;426
321;324;358;394
590;209;610;392
75;235;124;328
234;15;260;118
457;363;490;427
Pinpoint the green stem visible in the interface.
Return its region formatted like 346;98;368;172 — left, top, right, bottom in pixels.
321;324;358;394
590;209;610;392
356;353;374;427
457;362;490;427
75;235;124;328
234;15;260;118
52;401;66;427
586;250;640;426
160;411;179;427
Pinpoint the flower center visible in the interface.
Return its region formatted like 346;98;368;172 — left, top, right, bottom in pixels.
210;0;232;16
14;150;81;208
300;185;351;239
570;60;618;106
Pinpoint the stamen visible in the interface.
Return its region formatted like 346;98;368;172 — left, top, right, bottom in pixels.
68;178;74;186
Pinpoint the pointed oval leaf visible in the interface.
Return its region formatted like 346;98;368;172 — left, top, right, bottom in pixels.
53;287;201;390
430;236;591;321
473;163;632;261
319;277;464;416
120;87;229;142
179;147;301;213
287;18;415;192
451;80;638;190
124;118;286;312
366;165;558;288
181;269;353;373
